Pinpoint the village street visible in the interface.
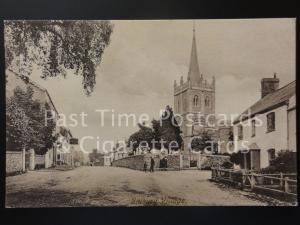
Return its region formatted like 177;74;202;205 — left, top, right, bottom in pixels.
6;167;289;207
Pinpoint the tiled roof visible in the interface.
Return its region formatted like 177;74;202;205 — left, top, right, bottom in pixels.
233;80;296;124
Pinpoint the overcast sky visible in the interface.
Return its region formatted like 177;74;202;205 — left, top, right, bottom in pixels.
29;19;295;152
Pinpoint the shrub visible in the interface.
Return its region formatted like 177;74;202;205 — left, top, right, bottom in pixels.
261;150;296;173
260;165;277;174
190;160;197;167
221;161;233;169
230;151;244;165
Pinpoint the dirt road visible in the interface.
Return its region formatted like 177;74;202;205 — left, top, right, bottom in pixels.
6;166;281;207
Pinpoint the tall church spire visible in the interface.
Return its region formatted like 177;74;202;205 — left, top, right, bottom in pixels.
187;21;201;85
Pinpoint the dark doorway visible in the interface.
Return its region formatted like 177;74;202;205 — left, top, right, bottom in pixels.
250;149;261;170
240;152;251;170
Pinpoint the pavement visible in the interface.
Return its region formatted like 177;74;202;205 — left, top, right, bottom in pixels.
5;166;290;207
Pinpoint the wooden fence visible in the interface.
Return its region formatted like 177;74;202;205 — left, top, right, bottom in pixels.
211;167;297;198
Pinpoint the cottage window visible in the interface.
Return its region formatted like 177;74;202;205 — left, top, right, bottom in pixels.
193;95;198;106
251;120;256;137
238;125;243;140
267;112;275;132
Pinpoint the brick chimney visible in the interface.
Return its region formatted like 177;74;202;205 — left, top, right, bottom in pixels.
261;73;279;98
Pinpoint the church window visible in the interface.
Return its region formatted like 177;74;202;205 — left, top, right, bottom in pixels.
205;96;210;107
193;95;198;106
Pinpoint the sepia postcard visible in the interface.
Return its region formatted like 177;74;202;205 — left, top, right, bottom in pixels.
4;19;297;207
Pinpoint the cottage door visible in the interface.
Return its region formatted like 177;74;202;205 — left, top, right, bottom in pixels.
250;149;261;170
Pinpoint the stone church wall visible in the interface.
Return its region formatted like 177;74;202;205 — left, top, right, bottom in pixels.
111;154;181;171
166;154;181;169
112;155;145;170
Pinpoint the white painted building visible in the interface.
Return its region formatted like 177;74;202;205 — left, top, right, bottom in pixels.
233;75;296;170
287;95;296;151
55;128;73;166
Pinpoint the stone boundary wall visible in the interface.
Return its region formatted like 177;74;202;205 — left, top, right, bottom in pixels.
112;154;145;170
111;154;181;171
6;151;24;175
166;154;180;169
198;154;230;169
6;149;57;175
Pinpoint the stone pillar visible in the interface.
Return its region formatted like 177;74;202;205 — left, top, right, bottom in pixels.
29;149;35;170
181;150;190;168
53;146;56;166
179;154;183;169
183;136;191;152
45;151;49;168
197;153;202;169
22;148;26;172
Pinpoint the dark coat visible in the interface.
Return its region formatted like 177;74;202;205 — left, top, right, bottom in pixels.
150;158;155;166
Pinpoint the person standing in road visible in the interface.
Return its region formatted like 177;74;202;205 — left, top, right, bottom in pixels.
143;161;147;172
150;157;155;172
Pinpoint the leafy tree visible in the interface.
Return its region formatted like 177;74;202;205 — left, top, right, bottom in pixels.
230;151;244;165
59;126;70;138
191;130;217;154
263;150;297;173
152;106;183;153
35;103;57;154
6;95;33;151
126;106;183;154
5;20;113;95
151;119;163;149
6;86;37;151
127;123;155;153
6;86;57;154
127;106;183;154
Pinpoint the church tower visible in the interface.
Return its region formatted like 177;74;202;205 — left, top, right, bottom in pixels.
173;23;216;152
